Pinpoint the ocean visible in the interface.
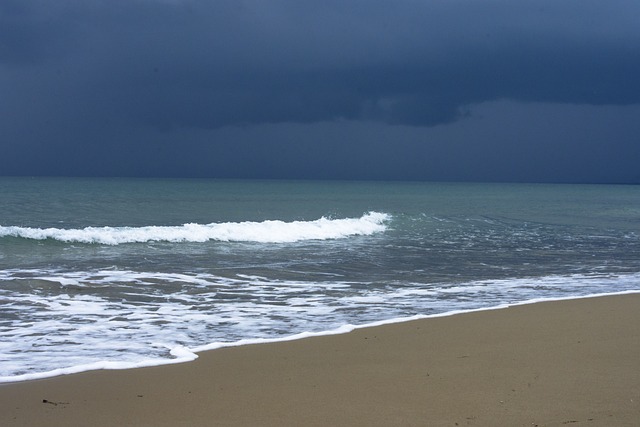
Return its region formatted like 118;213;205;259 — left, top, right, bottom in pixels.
1;177;639;382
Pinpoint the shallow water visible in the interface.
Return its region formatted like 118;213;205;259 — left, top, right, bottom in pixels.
1;178;639;381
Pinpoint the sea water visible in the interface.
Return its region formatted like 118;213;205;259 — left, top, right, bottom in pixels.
1;177;639;382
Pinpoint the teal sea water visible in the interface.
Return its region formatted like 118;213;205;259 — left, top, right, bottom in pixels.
1;177;639;381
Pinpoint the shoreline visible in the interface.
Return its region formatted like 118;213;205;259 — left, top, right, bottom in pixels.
3;290;638;385
2;293;639;426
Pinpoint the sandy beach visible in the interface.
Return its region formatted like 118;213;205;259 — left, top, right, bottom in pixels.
1;294;638;426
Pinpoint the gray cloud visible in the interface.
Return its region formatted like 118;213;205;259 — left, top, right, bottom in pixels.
1;0;639;182
3;0;640;129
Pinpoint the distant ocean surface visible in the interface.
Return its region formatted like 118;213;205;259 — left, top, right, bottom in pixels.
1;177;639;382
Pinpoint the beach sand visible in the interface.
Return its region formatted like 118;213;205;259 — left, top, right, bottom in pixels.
1;294;638;426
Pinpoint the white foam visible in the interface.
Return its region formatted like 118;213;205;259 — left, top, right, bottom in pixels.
192;289;640;353
1;269;639;384
0;212;390;245
8;290;637;384
0;350;198;383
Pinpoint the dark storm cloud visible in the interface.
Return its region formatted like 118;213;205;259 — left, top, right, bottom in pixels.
1;0;639;182
2;0;639;131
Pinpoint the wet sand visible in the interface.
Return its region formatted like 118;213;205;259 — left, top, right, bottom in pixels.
1;294;639;426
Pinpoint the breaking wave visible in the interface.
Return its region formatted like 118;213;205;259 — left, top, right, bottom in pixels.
0;212;390;245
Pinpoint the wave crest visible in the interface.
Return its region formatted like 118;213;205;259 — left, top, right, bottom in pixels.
0;212;390;245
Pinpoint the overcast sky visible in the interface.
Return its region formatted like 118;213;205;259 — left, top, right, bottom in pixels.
2;0;639;182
